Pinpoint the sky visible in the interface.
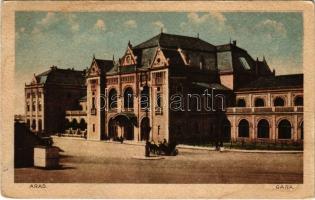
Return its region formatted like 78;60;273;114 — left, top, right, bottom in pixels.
15;12;303;114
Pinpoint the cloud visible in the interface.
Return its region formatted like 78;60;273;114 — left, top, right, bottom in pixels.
38;12;58;27
187;12;209;24
31;12;80;34
152;21;167;32
180;12;232;35
94;19;106;31
124;20;137;29
255;19;287;38
186;12;226;25
67;14;80;32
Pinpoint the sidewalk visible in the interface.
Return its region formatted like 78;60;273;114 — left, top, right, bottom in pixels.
51;136;303;154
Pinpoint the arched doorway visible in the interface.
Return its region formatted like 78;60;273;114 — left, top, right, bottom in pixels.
108;88;117;109
112;114;135;140
238;119;249;137
257;119;269;138
108;118;117;138
222;118;231;142
140;117;150;141
278;119;291;139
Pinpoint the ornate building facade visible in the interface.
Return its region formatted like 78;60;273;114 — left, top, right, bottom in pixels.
24;66;86;134
26;33;303;144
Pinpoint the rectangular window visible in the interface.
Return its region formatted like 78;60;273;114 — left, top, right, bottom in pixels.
93;124;95;132
153;72;165;85
155;87;163;115
38;104;42;111
27;105;30;112
92;97;95;108
32;104;36;111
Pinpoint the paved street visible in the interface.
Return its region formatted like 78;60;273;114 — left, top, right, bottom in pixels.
15;137;303;183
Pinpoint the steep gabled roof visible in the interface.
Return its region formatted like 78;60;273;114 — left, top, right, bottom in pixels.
237;74;303;91
94;59;114;72
162;49;185;66
256;60;272;75
34;66;86;85
133;33;216;52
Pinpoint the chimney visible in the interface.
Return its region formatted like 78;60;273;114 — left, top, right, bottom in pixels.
50;65;57;70
232;40;237;46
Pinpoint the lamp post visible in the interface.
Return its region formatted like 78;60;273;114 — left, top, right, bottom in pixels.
141;71;151;157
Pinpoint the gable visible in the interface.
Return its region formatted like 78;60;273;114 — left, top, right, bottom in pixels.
121;46;137;66
31;75;38;84
151;48;168;68
88;60;101;76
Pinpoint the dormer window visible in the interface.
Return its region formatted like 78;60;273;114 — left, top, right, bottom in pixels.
200;56;205;70
186;54;191;64
239;57;251;70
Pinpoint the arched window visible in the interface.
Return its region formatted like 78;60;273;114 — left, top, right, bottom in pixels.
238;119;249;137
71;119;78;130
31;119;36;130
237;99;246;107
26;119;30;128
278;119;291;139
254;98;265;107
274;97;285;106
79;119;87;130
32;102;36;111
141;86;150;109
124;87;134;109
257;119;269;138
294;96;303;106
108;89;117;109
222;118;231;141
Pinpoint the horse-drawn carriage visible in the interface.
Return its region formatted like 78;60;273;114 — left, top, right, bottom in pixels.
147;140;178;156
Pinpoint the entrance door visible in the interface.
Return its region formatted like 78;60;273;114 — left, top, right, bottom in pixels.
140;117;150;141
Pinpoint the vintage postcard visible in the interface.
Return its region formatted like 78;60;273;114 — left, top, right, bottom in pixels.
1;1;315;198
